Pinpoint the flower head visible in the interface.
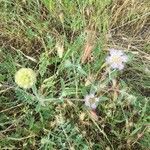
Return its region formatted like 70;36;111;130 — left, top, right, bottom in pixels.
15;68;36;89
84;94;99;110
106;48;128;70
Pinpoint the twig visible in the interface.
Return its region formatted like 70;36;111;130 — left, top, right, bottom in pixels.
0;103;23;113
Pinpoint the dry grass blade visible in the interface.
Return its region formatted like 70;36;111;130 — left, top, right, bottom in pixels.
81;30;96;63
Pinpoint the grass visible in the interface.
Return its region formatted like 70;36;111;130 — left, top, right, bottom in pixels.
0;0;150;149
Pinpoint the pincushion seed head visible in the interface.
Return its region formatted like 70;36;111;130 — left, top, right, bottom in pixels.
15;68;36;89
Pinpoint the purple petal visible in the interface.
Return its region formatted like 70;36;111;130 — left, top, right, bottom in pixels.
109;49;123;56
118;64;124;70
109;48;117;55
122;55;128;62
110;63;119;69
91;103;97;109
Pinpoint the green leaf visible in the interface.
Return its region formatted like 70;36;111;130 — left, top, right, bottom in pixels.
38;53;50;77
130;126;142;136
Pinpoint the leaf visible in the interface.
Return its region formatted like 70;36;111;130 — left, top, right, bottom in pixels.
15;88;34;104
0;74;5;82
77;65;87;75
38;53;50;77
130;126;142;136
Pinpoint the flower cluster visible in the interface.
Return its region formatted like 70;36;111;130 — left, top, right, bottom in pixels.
84;49;128;109
14;48;128;110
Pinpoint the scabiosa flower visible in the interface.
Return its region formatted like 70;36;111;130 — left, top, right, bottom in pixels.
84;94;99;110
106;48;128;70
15;68;36;89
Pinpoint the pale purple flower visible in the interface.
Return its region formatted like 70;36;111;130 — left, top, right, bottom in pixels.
84;94;99;109
106;48;128;70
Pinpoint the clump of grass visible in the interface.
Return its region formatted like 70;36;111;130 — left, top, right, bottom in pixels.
0;0;149;149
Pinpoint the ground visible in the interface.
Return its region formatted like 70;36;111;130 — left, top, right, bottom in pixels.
0;0;150;149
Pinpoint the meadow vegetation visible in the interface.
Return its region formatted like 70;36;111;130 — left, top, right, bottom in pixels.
0;0;150;149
